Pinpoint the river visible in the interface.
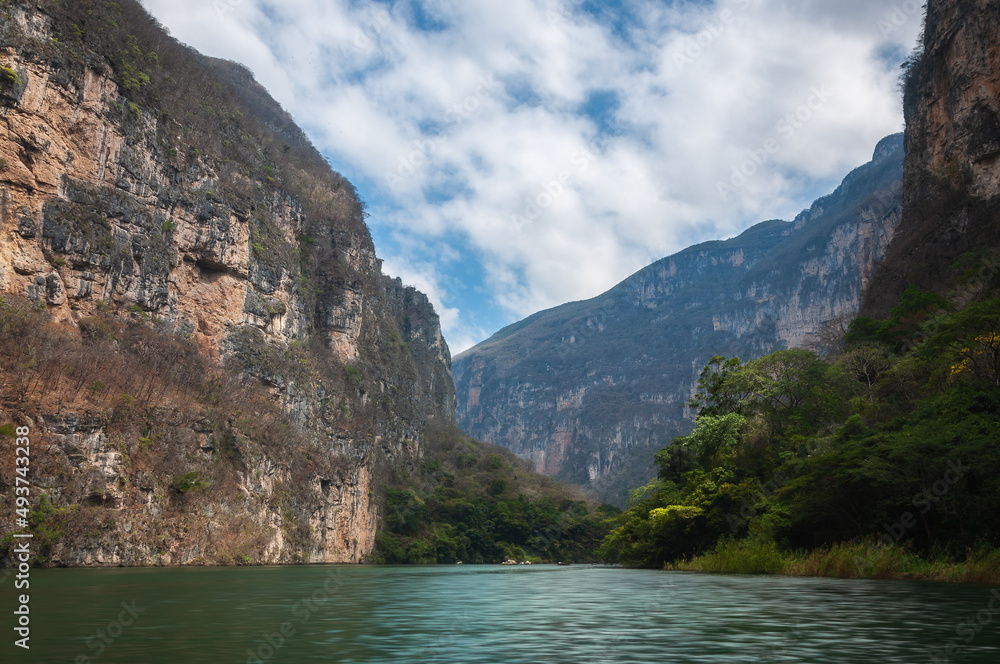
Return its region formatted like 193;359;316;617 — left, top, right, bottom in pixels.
3;565;999;662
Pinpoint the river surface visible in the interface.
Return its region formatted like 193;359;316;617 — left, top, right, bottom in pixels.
2;565;1000;663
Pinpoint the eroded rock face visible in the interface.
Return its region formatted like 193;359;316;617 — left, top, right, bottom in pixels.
0;4;453;565
454;136;904;505
862;0;1000;314
0;49;358;357
24;411;379;566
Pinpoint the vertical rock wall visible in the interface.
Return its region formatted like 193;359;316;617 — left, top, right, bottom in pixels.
0;1;453;565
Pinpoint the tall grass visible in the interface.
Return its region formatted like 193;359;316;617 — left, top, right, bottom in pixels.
671;538;786;575
669;538;1000;585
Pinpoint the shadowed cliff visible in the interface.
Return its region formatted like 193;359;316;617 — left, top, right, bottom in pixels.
455;136;904;505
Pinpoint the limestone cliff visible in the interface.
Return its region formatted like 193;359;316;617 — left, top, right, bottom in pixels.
454;136;904;504
862;0;1000;314
0;1;453;565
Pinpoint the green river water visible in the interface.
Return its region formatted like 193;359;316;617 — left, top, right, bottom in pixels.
2;565;999;663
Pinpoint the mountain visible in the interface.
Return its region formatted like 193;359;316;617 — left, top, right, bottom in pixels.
0;0;454;564
454;135;905;505
599;0;1000;577
862;0;1000;315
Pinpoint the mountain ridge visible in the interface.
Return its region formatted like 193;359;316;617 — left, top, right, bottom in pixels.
455;133;905;504
462;133;906;360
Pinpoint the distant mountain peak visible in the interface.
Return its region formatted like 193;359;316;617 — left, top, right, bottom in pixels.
454;136;905;504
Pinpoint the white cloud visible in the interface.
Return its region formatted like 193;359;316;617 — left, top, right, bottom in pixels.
140;0;923;354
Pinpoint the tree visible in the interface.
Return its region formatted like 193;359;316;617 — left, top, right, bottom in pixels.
938;300;1000;386
684;413;747;467
840;344;893;401
689;356;751;416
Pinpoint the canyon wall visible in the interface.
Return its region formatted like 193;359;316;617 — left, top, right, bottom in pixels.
0;1;453;565
862;0;1000;314
455;136;904;504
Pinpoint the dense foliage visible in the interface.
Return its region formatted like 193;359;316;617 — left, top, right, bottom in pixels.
601;254;1000;571
454;135;906;506
372;424;616;564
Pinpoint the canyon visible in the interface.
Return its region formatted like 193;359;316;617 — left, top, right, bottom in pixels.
0;1;453;565
455;135;905;504
455;0;1000;506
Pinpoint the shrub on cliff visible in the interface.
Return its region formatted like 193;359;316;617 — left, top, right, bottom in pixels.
0;295;354;564
0;65;20;87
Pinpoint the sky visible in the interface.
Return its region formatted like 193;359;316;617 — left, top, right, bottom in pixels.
139;0;924;354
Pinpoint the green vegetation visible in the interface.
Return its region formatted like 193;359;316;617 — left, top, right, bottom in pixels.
371;423;615;564
344;365;362;386
0;296;352;565
26;494;77;564
5;0;365;296
169;472;209;493
118;35;154;93
453;137;907;506
128;303;150;318
671;540;1000;584
0;65;19;87
601;260;1000;583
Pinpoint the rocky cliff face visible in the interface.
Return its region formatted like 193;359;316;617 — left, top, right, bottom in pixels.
0;1;453;565
455;136;904;504
863;0;1000;315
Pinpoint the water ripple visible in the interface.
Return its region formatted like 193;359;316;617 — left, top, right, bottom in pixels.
7;565;1000;663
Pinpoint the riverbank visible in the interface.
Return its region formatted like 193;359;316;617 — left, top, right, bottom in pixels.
667;539;1000;585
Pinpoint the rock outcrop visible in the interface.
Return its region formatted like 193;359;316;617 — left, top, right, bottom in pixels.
454;136;904;504
0;1;452;564
862;0;1000;314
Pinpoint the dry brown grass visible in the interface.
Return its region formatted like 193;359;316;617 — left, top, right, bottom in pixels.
0;296;353;565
